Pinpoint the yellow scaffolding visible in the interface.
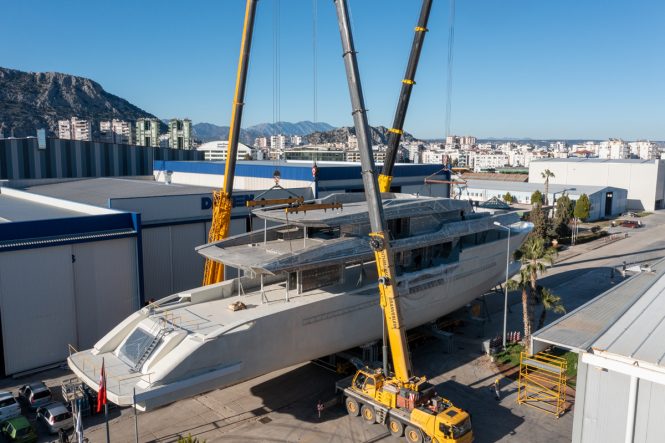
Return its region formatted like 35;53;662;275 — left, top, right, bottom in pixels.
517;351;568;417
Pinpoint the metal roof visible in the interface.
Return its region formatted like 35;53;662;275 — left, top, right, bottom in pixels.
25;178;216;207
533;257;665;367
478;196;510;209
0;193;84;222
592;260;665;366
531;158;661;165
465;179;607;195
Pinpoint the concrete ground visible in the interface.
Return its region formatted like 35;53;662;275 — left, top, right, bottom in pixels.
6;210;665;443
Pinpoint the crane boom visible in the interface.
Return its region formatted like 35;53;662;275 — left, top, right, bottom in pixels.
334;0;413;384
378;0;433;193
203;0;258;285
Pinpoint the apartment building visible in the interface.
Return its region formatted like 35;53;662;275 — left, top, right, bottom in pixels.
136;118;160;147
254;137;268;149
58;117;92;141
168;119;193;149
270;134;289;151
100;119;133;144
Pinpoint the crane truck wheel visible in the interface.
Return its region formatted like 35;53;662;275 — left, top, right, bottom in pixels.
345;397;360;417
361;405;375;423
404;425;424;443
388;418;404;437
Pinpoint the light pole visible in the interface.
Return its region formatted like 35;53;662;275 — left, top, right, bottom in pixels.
493;221;511;348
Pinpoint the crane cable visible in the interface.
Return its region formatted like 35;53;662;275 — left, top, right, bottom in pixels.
272;0;281;170
444;0;456;139
312;0;318;124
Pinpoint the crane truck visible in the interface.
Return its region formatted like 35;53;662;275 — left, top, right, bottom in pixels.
332;1;473;442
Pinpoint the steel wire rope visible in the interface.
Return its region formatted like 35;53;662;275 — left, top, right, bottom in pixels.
444;0;456;139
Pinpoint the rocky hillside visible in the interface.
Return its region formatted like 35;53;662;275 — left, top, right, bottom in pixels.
306;125;418;145
193;121;335;144
0;67;162;138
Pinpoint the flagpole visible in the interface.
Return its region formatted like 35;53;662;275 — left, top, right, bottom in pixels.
133;388;139;443
105;401;110;443
98;357;110;443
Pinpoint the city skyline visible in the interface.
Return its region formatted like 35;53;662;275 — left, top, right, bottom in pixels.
1;0;663;140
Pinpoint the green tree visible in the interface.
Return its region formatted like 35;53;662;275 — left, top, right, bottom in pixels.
550;194;573;239
541;169;555;205
530;190;543;206
574;194;591;221
503;192;514;203
529;203;549;240
536;287;566;330
519;236;557;342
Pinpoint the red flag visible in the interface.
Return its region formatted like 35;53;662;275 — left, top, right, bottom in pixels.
96;359;107;413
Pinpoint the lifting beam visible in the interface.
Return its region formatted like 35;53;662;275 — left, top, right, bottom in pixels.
203;0;258;285
334;0;413;384
378;0;433;193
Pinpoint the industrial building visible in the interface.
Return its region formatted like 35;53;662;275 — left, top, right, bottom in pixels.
532;257;665;443
153;160;451;198
197;140;256;161
0;137;202;180
21;177;313;300
529;158;665;211
0;186;141;376
464;179;627;221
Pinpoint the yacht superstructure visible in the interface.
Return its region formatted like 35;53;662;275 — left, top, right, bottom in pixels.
68;193;532;410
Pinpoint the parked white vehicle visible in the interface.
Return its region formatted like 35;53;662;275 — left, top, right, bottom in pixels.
0;391;21;422
36;402;73;434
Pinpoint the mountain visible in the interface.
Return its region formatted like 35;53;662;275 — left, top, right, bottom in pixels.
193;121;335;144
306;125;418;145
0;67;164;138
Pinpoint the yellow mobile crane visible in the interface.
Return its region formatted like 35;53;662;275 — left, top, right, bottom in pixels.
332;1;473;442
203;0;258;285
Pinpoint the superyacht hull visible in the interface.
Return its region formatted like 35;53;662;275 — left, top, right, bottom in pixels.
67;224;529;411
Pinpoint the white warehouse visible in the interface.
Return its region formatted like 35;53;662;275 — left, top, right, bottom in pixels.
464;179;627;221
0;187;141;375
529;158;665;211
533;257;665;443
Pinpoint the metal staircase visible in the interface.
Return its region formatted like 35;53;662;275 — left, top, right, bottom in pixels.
133;328;167;372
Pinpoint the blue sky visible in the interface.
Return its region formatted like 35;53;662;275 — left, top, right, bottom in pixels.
2;0;663;140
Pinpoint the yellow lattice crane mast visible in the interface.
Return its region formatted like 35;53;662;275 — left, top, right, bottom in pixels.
333;1;473;441
203;0;258;285
377;0;432;193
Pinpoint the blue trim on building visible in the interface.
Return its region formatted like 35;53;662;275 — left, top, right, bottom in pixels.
0;213;138;245
153;161;451;182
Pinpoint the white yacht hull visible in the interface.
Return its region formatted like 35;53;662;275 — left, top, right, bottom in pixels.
68;228;528;411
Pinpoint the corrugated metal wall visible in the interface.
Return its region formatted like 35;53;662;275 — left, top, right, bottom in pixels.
0;238;138;375
573;360;665;443
141;219;249;300
0;138;203;179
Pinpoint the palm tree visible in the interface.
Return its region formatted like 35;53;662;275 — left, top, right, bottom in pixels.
519;236;557;342
541;169;555;206
536;287;566;330
507;268;532;341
